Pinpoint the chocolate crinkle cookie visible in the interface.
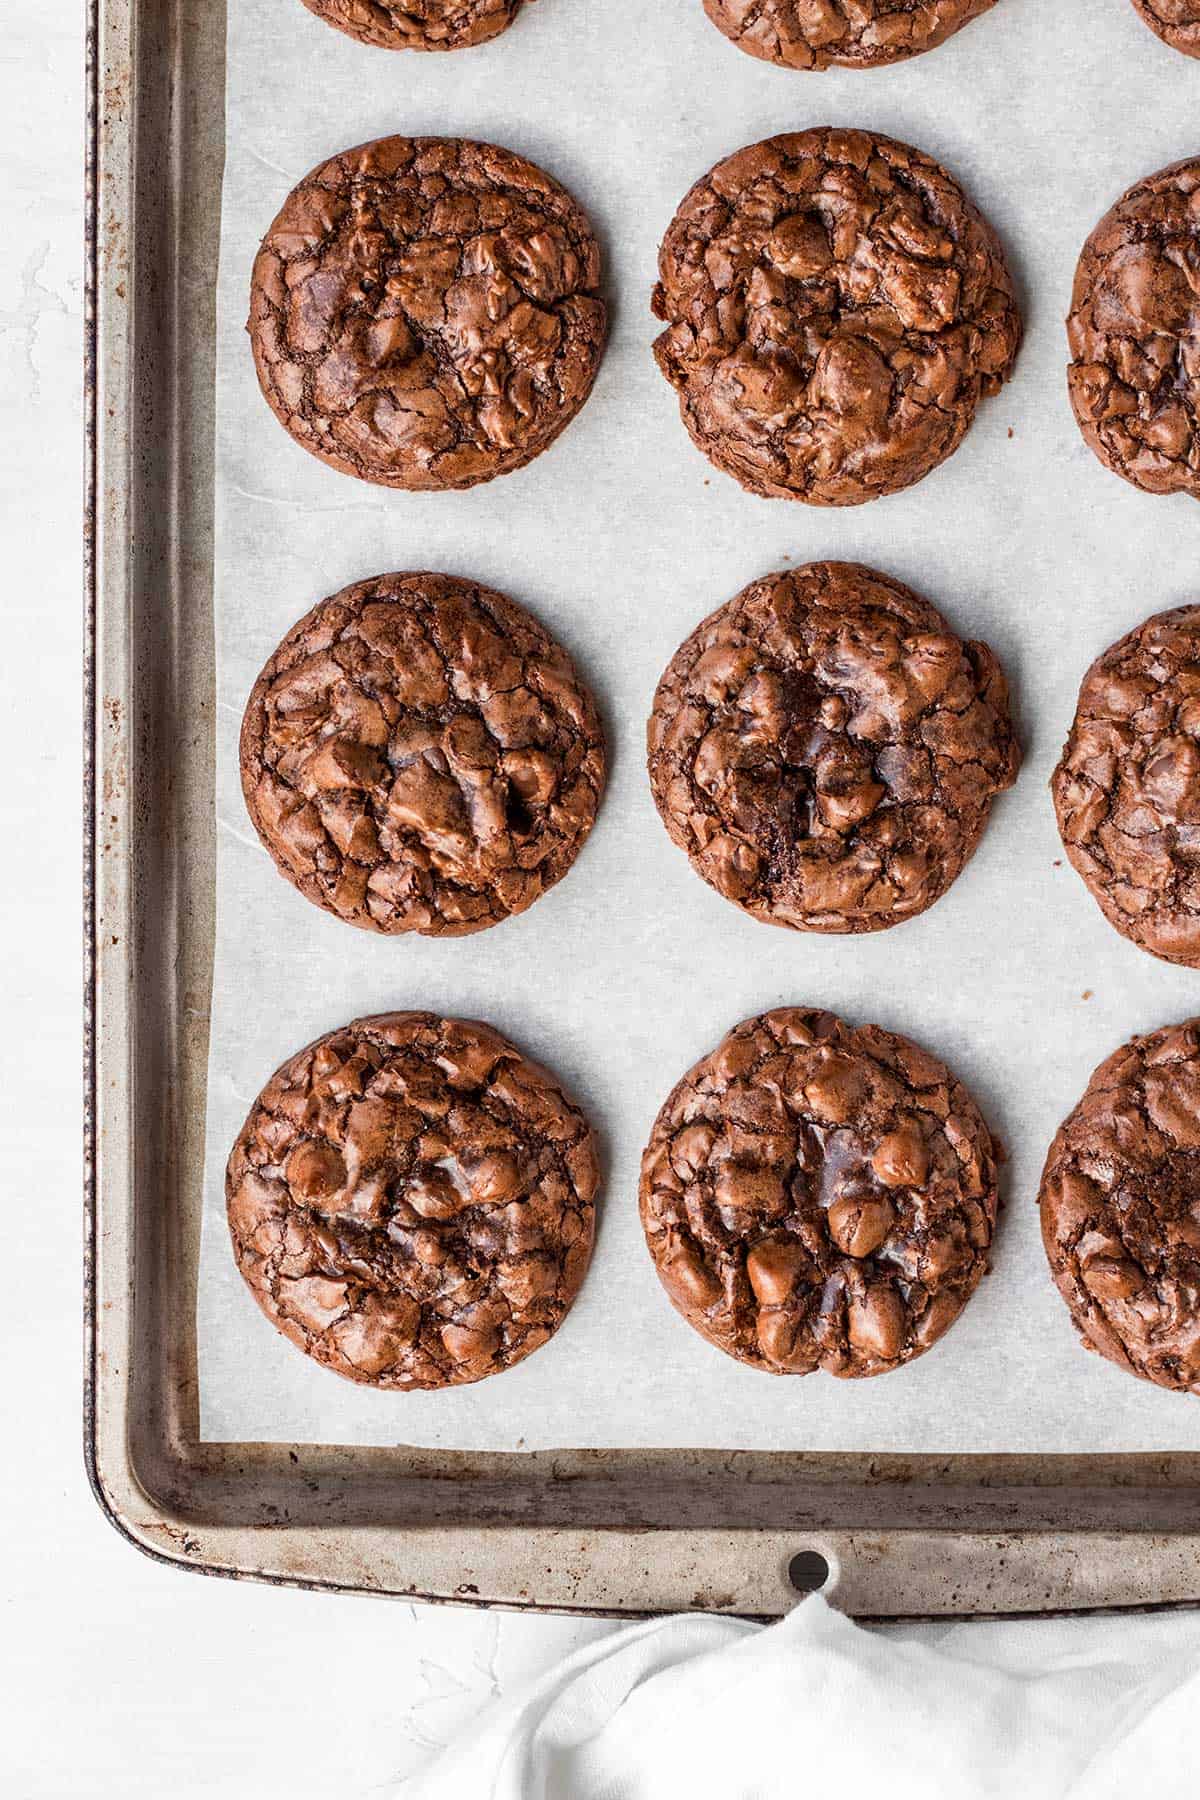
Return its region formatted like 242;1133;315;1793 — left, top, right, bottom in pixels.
647;562;1019;934
300;0;532;51
1053;606;1200;968
702;0;998;70
651;129;1020;505
248;136;606;491
240;573;604;937
1131;1;1200;58
1068;158;1200;498
1040;1020;1200;1393
640;1008;1002;1378
227;1013;599;1389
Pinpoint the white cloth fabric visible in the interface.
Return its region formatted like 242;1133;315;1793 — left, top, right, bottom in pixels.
403;1598;1200;1798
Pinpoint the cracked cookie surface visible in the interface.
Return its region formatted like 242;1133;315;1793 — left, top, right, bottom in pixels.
300;0;531;50
1040;1020;1200;1393
1053;606;1200;968
1131;1;1200;58
240;572;604;937
227;1013;599;1389
647;562;1019;934
702;0;998;70
1067;158;1200;498
640;1007;1001;1378
651;128;1020;505
248;136;606;491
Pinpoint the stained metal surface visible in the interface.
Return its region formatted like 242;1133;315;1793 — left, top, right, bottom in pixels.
84;0;1200;1618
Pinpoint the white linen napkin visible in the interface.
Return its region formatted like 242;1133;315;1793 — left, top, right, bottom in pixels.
402;1597;1200;1798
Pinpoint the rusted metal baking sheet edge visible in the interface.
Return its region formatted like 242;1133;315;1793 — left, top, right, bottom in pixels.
84;0;1200;1617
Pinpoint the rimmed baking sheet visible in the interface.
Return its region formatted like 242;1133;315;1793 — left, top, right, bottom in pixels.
197;0;1200;1456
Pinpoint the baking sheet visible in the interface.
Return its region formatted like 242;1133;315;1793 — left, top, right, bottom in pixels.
199;0;1200;1452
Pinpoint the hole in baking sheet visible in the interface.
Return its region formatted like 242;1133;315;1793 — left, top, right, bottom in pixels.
788;1550;830;1594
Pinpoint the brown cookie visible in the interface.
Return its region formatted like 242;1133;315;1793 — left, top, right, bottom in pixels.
248;136;606;491
300;0;530;51
227;1013;599;1389
1052;606;1200;968
702;0;998;70
651;129;1020;505
640;1007;1001;1379
1067;158;1200;499
1040;1020;1200;1394
647;562;1019;934
240;573;605;937
1131;1;1200;58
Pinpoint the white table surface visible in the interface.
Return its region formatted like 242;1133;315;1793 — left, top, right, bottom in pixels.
1;4;618;1794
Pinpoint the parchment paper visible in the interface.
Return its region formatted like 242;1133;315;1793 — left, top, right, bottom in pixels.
200;0;1200;1452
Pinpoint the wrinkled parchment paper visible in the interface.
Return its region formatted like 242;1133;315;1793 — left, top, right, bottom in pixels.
200;0;1200;1451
